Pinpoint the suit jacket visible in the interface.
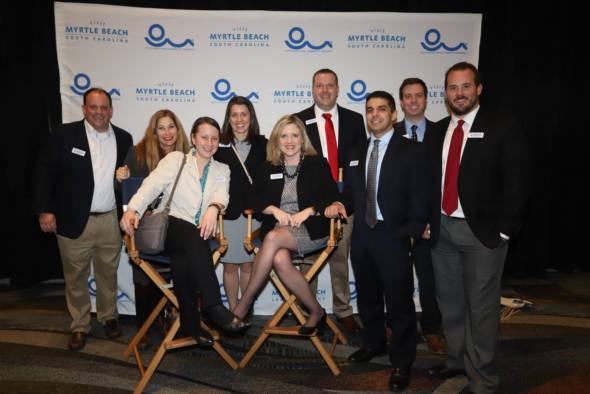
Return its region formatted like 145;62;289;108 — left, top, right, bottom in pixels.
425;108;530;248
295;104;366;177
214;135;267;220
343;130;431;240
34;120;133;238
394;119;435;142
250;155;339;241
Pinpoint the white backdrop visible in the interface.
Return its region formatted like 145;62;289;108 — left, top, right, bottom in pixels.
54;2;481;315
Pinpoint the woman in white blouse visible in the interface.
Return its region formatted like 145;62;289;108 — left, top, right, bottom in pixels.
120;117;245;346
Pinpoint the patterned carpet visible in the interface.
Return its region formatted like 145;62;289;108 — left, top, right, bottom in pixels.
1;273;589;393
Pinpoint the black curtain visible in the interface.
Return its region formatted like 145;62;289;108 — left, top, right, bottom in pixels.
2;1;585;286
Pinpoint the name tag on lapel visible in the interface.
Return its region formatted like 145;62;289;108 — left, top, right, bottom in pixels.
349;160;359;167
72;147;86;157
402;134;412;140
270;173;283;180
469;132;484;139
305;118;317;125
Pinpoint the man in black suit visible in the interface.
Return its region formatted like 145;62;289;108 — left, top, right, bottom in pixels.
35;88;132;351
394;78;445;355
295;68;366;333
328;91;431;391
425;62;530;394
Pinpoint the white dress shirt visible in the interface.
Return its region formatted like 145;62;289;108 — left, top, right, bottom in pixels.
84;120;117;213
313;104;340;159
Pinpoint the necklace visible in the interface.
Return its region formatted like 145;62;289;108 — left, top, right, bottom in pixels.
282;153;304;179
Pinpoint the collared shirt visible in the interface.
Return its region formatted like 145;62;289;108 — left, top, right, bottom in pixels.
441;105;480;218
404;118;427;142
313;104;339;159
84;120;117;213
366;128;394;221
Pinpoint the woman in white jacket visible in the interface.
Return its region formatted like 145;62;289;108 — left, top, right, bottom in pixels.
120;117;245;346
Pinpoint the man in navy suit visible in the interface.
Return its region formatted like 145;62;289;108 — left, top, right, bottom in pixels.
328;91;431;391
425;62;530;394
394;78;445;355
295;69;366;333
35;88;132;351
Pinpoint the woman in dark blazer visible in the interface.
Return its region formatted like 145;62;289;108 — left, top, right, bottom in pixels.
232;114;341;336
214;96;267;313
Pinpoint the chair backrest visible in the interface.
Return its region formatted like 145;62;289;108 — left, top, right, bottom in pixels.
122;177;145;210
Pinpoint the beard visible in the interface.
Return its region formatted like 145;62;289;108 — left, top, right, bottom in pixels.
446;95;478;116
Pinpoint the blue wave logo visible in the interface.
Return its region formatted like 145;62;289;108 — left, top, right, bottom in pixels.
346;79;368;102
219;283;227;304
349;281;357;301
284;27;332;51
420;28;467;52
70;73;120;98
210;78;259;102
144;24;194;48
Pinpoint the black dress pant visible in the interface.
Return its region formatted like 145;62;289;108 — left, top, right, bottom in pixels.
165;216;222;337
350;221;417;370
412;239;442;334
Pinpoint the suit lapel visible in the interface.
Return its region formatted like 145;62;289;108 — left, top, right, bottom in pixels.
377;132;399;195
75;122;94;180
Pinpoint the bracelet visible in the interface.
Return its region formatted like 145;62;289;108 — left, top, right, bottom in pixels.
208;203;224;213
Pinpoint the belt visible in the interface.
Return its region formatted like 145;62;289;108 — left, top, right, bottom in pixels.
89;211;111;216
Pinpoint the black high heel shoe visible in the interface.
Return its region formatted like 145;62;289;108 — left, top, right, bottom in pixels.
298;309;327;336
193;328;214;347
205;304;247;333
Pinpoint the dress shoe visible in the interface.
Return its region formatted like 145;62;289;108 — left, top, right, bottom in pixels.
193;329;214;347
337;315;361;333
104;318;121;339
348;345;386;363
428;365;466;379
425;334;446;354
68;331;87;351
205;304;246;333
389;367;411;392
298;309;327;336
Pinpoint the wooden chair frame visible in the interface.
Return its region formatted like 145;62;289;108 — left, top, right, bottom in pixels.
238;209;348;375
122;216;238;394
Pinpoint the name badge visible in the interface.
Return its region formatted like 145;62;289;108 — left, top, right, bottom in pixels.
218;143;231;148
72;147;86;157
215;176;226;182
349;160;359;167
305;118;318;125
469;132;484;139
270;173;283;180
402;134;412;139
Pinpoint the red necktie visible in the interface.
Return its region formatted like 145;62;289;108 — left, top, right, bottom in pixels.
322;113;338;181
442;119;465;216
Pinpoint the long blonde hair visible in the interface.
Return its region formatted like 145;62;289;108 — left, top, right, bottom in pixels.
267;114;317;165
135;109;190;171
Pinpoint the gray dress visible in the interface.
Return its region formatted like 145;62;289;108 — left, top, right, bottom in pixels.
276;165;328;257
221;139;259;263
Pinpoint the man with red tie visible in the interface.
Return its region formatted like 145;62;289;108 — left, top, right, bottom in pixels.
295;68;366;333
425;62;530;394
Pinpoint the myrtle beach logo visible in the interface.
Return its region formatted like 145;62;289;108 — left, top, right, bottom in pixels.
349;281;357;301
427;84;446;105
135;81;196;103
210;79;259;102
346;80;369;103
144;24;195;49
64;19;128;44
284;27;332;51
421;28;467;53
347;28;406;49
70;73;120;98
209;26;270;48
272;83;312;105
88;278;130;301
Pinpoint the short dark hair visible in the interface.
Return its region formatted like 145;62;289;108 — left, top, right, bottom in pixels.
220;96;261;145
312;68;338;86
190;116;220;139
399;78;428;100
366;90;396;111
444;61;481;88
83;87;112;107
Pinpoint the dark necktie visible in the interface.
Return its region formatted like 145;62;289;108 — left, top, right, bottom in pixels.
411;124;418;142
322;113;338;181
442;119;465;215
365;139;380;227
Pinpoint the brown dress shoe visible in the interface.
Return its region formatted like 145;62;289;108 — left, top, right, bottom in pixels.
338;315;361;333
104;319;121;339
68;332;87;351
425;334;446;354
